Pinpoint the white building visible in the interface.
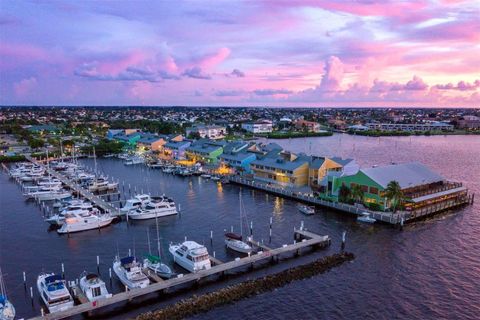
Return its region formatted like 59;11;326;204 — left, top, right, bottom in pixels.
366;122;454;132
241;120;273;133
186;125;226;140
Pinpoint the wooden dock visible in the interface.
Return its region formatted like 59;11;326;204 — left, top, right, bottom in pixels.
24;156;122;216
29;230;330;320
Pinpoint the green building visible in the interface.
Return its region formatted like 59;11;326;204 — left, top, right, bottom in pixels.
185;139;226;164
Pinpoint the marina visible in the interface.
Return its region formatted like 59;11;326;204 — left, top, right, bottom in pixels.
0;134;479;320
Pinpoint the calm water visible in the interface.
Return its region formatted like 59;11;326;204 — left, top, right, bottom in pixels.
1;134;479;319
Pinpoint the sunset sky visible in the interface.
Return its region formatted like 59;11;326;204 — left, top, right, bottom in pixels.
1;0;479;107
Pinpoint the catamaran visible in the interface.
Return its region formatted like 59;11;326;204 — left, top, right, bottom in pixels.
57;211;114;233
0;267;15;320
79;272;112;302
36;273;74;313
225;192;253;254
127;196;177;220
113;256;150;289
169;241;211;273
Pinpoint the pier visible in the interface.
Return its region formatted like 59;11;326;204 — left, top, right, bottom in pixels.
24;155;122;216
29;228;330;320
229;176;472;225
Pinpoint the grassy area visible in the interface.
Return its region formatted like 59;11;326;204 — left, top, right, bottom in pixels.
260;131;333;139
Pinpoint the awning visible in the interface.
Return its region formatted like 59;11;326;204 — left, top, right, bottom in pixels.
410;186;466;203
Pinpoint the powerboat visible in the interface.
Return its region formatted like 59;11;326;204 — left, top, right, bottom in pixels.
57;211;114;233
357;212;376;223
24;187;71;201
113;256;150;289
46;206;98;226
200;174;211;179
225;233;252;254
0;268;15;320
169;241;211;273
143;255;174;279
79;272;112;302
120;194;152;214
36;273;74;313
127;196;177;220
297;204;315;215
124;156;144;165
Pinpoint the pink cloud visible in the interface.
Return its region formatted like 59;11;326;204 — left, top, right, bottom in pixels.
13;77;37;97
198;47;231;70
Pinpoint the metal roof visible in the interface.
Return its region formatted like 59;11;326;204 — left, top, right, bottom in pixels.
361;162;444;189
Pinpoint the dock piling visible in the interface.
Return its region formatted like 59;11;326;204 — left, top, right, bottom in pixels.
341;231;346;250
61;263;65;279
96;255;100;272
30;286;33;303
23;271;26;287
210;230;213;245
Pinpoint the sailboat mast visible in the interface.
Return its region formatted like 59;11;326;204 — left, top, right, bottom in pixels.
155;215;161;258
93;145;97;176
147;229;151;255
239;192;243;237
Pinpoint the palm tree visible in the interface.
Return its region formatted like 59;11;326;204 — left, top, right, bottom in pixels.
338;184;351;203
385;180;404;212
351;184;364;204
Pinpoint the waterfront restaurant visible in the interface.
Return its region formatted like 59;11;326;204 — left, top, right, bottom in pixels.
163;140;191;160
218;141;257;173
250;152;310;187
320;162;467;211
136;133;168;152
185;139;226;164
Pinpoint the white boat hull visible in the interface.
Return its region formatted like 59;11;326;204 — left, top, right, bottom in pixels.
57;217;113;233
225;239;252;254
128;208;177;220
37;275;74;313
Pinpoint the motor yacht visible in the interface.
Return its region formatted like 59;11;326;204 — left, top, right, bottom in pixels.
113;256;150;289
120;194;151;214
57;211;114;233
169;241;211;273
36;273;74;313
78;272;112;302
127;196;177;220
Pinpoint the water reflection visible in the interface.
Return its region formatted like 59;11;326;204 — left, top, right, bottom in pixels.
273;197;283;216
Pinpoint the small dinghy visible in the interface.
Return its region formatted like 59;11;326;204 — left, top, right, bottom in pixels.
357;212;376;224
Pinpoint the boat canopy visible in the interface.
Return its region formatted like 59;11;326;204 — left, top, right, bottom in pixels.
225;232;242;241
120;256;135;265
85;273;99;280
145;254;161;263
45;274;62;284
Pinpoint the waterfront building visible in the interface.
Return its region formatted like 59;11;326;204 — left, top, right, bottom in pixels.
250;152;310;187
366;122;454;132
185;139;226;164
457;115;480;129
241;120;273;133
219;141;257;173
309;157;358;189
186;124;226;140
113;131;142;148
347;124;369;131
293;120;322;132
319;162;467;211
106;129;124;140
136;133;168;152
163;140;191;160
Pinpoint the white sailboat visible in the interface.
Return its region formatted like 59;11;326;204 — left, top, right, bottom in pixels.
127;196;177;220
36;273;74;313
0;267;15;320
79;272;112;302
169;241;211;273
143;222;174;279
113;256;150;289
225;192;253;254
57;211;114;233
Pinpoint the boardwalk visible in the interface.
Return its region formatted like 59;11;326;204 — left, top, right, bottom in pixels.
29;230;330;320
24;155;122;216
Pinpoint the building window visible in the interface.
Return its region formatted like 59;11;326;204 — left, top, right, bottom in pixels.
361;185;368;192
369;187;379;195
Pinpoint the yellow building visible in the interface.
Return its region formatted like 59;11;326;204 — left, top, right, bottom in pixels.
250;152;310;187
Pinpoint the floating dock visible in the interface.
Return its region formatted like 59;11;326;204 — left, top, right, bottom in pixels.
24;155;122;216
29;228;330;320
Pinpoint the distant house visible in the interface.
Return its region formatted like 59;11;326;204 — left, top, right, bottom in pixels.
241;120;273;133
164;140;191;160
366;122;454;132
185;139;226;164
293;120;322;133
186;125;226;140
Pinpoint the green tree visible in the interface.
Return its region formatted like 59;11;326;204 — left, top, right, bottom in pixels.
385;180;404;212
351;184;364;204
